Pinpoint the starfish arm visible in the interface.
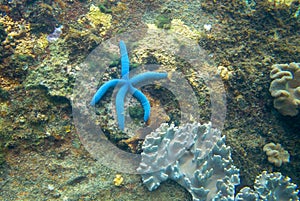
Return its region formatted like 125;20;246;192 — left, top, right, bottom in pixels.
116;83;129;130
119;40;129;79
130;72;168;85
129;86;151;122
90;79;121;106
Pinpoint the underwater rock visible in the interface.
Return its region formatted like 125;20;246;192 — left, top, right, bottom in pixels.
137;122;240;201
267;0;295;6
170;19;202;41
269;62;300;116
0;22;7;43
24;40;75;98
263;142;290;167
85;4;112;36
0;15;35;58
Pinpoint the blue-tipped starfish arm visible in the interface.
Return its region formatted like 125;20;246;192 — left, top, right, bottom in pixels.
130;72;168;85
91;40;167;130
119;40;129;78
90;79;120;106
115;84;129;130
130;86;151;121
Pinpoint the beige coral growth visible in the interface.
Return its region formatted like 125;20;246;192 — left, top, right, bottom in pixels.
263;142;290;167
0;15;37;58
85;4;112;35
269;62;300;116
170;19;201;41
268;0;295;6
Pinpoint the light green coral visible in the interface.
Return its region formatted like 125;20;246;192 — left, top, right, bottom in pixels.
24;40;76;98
170;19;202;41
149;18;202;42
0;15;36;58
269;62;300;116
85;4;112;35
23;5;112;98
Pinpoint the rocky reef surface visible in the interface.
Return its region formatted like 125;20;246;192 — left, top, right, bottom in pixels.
0;0;300;200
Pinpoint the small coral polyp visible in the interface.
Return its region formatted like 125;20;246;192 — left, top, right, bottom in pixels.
269;62;300;116
0;15;36;58
263;142;290;167
85;4;112;35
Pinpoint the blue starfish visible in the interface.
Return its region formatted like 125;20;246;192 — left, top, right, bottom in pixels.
91;40;168;130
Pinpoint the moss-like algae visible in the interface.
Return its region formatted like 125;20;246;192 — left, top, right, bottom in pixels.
155;14;172;29
0;87;9;101
0;22;7;42
24;40;74;97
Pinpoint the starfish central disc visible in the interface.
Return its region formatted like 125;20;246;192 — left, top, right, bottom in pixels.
91;41;168;130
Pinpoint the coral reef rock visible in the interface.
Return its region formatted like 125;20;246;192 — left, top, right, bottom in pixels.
268;0;295;6
269;62;300;116
263;142;290;167
170;19;202;41
0;15;36;58
237;171;299;201
85;4;112;36
137;122;240;201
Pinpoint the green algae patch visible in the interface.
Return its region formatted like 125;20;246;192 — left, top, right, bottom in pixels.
0;87;72;149
24;40;75;98
0;88;9;101
155;14;172;29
